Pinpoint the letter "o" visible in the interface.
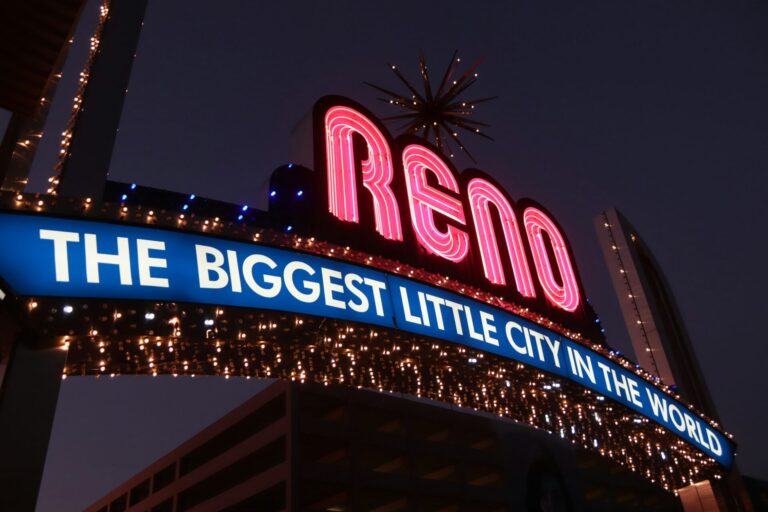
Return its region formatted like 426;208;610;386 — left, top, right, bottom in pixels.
467;178;535;297
668;404;686;432
523;207;580;312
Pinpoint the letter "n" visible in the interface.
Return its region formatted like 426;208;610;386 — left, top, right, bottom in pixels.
523;207;580;312
324;106;403;241
467;178;535;297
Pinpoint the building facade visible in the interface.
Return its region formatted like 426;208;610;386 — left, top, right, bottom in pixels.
84;380;682;512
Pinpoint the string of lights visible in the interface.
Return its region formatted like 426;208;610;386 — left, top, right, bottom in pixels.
25;300;721;492
599;213;663;379
47;0;111;195
366;51;496;163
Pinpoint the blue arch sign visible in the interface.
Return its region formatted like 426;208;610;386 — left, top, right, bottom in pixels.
0;212;733;467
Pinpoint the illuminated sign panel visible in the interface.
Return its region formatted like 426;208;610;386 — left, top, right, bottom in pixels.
311;97;593;335
0;212;733;467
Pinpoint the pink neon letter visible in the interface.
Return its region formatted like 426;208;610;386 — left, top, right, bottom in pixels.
467;178;536;297
324;106;403;241
523;207;580;312
403;144;469;262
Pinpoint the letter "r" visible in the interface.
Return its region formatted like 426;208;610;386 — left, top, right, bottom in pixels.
324;105;403;241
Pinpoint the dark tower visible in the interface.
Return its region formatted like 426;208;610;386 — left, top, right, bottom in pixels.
595;208;753;511
594;208;718;418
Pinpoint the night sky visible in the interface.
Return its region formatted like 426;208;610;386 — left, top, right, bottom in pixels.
26;1;767;510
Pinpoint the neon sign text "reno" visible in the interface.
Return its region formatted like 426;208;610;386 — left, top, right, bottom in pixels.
322;103;580;313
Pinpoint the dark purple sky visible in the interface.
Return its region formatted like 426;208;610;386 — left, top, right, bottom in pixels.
31;1;768;509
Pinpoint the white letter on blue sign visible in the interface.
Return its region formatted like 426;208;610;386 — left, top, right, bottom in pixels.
706;429;722;456
242;254;281;298
137;239;169;288
321;268;346;309
444;300;464;335
504;321;529;356
196;245;228;289
364;278;387;317
39;229;80;282
399;286;421;325
345;273;368;313
543;335;561;368
284;261;320;303
85;234;132;285
479;311;499;346
425;294;446;330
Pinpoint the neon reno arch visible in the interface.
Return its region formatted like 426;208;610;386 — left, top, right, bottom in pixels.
319;98;581;314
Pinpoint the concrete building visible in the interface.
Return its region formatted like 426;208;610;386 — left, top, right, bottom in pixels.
84;380;682;512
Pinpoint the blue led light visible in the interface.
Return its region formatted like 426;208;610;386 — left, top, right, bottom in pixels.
237;214;244;221
130;183;137;190
189;194;196;201
296;190;303;197
286;225;293;232
270;190;277;198
241;205;248;212
287;163;293;169
121;194;127;201
182;204;189;211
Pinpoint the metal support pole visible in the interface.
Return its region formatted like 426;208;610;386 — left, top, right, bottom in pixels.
56;0;147;199
0;340;67;510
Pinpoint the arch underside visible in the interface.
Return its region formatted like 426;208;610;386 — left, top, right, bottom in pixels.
21;296;724;492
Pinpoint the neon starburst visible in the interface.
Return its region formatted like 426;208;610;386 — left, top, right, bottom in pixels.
365;51;496;163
